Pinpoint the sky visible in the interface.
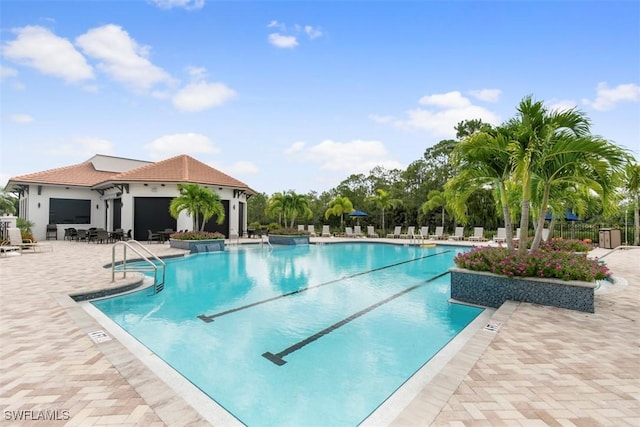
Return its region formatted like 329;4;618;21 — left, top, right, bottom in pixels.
1;0;639;196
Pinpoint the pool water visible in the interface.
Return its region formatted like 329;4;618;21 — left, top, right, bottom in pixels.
92;243;483;426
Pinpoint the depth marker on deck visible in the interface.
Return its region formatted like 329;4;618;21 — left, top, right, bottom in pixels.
198;250;452;323
262;271;450;366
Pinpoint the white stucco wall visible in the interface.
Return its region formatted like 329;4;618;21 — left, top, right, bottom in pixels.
24;182;248;241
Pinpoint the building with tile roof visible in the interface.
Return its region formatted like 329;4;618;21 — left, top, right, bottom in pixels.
6;154;257;241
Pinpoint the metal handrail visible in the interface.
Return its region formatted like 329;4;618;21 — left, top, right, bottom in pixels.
112;240;166;294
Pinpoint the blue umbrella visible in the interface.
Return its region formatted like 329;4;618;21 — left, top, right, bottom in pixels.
348;210;368;217
545;211;581;221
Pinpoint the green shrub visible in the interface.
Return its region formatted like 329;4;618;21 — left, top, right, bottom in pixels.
169;231;225;240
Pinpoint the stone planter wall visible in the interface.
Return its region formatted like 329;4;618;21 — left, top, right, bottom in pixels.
450;267;595;313
169;239;225;253
268;235;310;245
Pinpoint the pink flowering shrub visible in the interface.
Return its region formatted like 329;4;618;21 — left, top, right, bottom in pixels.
170;231;225;240
454;245;610;282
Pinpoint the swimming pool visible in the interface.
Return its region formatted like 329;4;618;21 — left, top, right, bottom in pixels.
92;243;483;426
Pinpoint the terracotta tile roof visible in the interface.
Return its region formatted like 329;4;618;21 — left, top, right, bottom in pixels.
7;154;256;194
106;155;254;191
7;161;115;188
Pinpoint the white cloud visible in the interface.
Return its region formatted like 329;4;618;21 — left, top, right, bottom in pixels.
144;133;220;160
148;0;204;10
267;20;286;31
582;82;640;111
221;161;260;176
284;139;403;174
268;33;298;49
172;81;236;112
419;91;471;108
76;24;173;93
50;136;114;159
2;25;94;83
468;89;502;103
304;25;323;39
0;65;18;79
382;91;501;137
9;114;34;123
548;99;578;112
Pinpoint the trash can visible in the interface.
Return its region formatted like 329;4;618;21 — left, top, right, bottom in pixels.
599;228;621;249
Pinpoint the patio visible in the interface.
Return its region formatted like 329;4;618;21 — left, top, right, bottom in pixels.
0;239;638;426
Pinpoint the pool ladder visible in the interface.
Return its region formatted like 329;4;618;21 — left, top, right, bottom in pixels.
111;240;166;294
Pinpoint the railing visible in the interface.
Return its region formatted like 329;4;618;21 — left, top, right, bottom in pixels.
111;240;166;294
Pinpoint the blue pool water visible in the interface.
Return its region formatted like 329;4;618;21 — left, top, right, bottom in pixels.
92;243;483;426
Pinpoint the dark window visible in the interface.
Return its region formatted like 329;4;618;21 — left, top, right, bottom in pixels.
49;198;91;224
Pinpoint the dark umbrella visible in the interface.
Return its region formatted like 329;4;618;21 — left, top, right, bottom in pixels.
348;210;368;225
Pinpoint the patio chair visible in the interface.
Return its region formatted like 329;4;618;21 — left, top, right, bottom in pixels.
93;229;110;243
7;227;52;252
321;225;332;237
64;228;77;240
468;227;486;241
448;227;464;241
46;224;58;240
307;225;316;237
298;224;305;232
367;226;378;237
386;226;401;238
353;225;364;237
429;226;445;240
493;227;506;243
147;229;162;244
400;226;416;239
344;227;355;237
417;226;429;240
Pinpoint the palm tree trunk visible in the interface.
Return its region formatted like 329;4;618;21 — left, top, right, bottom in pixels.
634;199;639;246
499;183;514;251
530;185;551;251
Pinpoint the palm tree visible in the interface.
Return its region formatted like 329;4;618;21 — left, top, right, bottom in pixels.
622;160;640;245
366;188;402;234
527;134;627;250
421;190;448;228
0;190;17;215
169;183;225;231
324;196;354;229
445;127;516;250
507;96;593;254
266;191;312;227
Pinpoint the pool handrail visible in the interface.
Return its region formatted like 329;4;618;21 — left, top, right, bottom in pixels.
111;240;166;294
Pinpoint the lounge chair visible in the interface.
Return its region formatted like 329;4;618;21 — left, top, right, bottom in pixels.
321;225;332;237
429;226;445;240
298;224;305;232
449;227;464;241
344;227;355;237
307;225;316;237
416;226;428;239
468;227;486;241
367;226;378;237
400;226;416;239
353;225;364;237
7;227;52;252
386;226;401;238
493;227;506;243
0;241;21;256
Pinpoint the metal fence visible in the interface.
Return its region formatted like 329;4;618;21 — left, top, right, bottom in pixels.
540;222;637;246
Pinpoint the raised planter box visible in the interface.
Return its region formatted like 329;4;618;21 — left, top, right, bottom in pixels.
169;239;225;253
450;267;595;313
268;234;310;245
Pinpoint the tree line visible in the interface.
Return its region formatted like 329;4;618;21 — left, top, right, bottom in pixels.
249;96;640;247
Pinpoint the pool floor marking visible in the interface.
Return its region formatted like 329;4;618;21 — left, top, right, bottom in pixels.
197;250;452;323
262;271;450;366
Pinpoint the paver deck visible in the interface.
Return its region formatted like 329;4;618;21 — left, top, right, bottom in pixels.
1;238;638;426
